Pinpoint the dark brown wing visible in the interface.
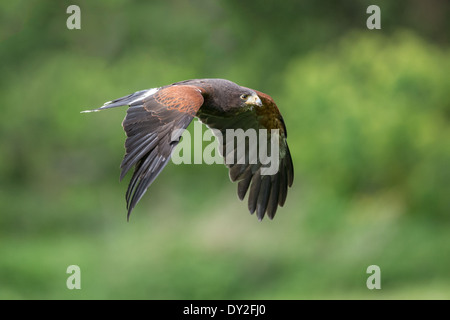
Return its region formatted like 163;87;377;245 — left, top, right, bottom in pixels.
198;90;293;220
84;85;205;219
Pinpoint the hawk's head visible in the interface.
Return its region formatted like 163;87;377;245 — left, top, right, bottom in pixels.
239;90;263;108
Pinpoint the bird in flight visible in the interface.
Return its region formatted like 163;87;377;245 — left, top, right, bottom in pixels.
83;79;293;220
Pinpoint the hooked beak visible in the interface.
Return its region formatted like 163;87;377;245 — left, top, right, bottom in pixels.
245;93;263;107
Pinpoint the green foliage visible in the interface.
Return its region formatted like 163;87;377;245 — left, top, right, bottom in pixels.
283;31;450;219
0;0;449;300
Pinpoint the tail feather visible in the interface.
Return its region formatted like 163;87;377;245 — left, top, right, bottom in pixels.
81;88;159;113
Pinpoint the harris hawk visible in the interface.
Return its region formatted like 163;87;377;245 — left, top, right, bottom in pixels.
83;79;294;220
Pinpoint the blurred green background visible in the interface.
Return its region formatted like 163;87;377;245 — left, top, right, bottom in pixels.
1;0;449;299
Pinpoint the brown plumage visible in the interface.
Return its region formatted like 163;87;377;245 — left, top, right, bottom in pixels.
83;78;294;221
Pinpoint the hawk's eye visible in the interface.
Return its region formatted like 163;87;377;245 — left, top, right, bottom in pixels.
240;94;249;100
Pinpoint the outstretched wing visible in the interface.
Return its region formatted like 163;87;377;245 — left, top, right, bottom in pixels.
84;85;205;219
198;90;294;220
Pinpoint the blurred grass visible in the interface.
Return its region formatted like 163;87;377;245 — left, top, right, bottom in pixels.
2;190;450;299
0;0;449;299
